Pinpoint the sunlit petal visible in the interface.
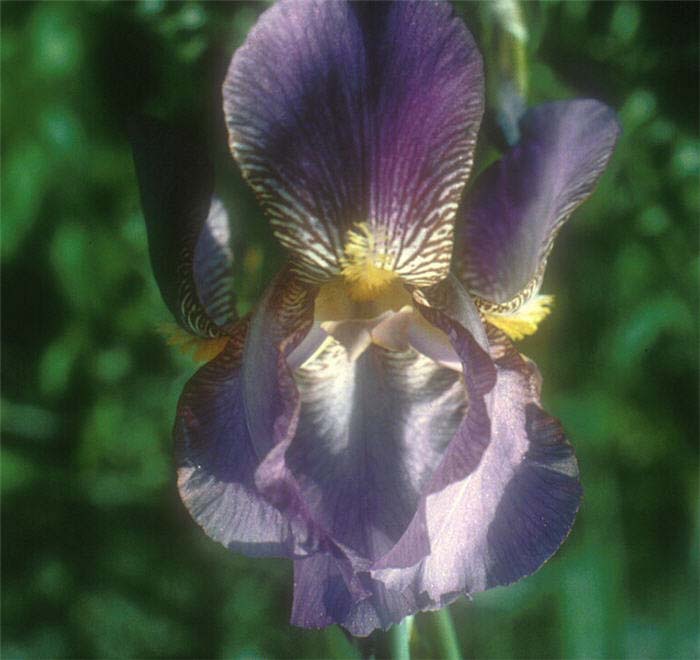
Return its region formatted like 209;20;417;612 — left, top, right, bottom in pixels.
373;340;581;601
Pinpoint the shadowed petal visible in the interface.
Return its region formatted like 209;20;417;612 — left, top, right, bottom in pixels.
224;0;483;285
131;117;237;336
194;198;236;328
286;290;497;634
418;303;498;493
285;277;497;578
455;99;620;304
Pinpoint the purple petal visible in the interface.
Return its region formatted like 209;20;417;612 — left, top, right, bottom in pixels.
290;552;369;631
373;344;581;602
288;285;497;634
194;198;236;328
373;284;497;573
485;400;581;587
286;342;468;563
176;269;316;556
175;328;292;555
291;553;420;637
130;117;236;336
455;99;620;303
418;303;497;493
224;0;483;284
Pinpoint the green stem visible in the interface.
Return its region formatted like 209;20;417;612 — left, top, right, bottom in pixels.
435;608;462;660
390;615;414;660
493;0;529;97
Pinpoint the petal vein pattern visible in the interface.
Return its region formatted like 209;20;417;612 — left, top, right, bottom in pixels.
224;0;483;285
130;118;237;337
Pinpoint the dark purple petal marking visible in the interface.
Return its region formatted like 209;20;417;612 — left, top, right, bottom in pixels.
224;0;483;284
130;117;237;337
484;402;581;588
455;99;621;305
291;552;369;631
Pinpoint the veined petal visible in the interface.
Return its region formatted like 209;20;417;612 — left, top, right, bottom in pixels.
176;269;316;556
224;0;483;285
175;323;292;555
417;303;498;492
285;277;496;587
286;329;480;635
455;99;620;306
131;117;237;337
373;339;581;602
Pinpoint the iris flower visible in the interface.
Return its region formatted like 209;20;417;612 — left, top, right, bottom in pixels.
132;0;619;636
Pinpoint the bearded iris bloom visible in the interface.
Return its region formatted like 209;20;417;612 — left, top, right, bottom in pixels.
132;0;619;637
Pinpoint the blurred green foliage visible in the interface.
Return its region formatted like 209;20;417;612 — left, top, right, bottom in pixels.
2;1;698;658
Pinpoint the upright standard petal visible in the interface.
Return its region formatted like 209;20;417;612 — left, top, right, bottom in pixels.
455;99;620;305
224;0;483;285
131;117;237;337
176;269;316;557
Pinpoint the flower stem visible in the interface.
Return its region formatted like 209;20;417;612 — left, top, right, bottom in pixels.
390;615;414;660
435;608;462;660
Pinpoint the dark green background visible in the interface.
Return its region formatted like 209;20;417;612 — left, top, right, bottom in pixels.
2;2;698;658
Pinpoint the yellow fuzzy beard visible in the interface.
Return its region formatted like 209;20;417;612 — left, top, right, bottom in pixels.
483;294;554;341
339;222;397;301
160;323;229;362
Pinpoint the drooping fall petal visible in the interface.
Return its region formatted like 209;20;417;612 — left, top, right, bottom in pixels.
291;551;420;637
175;269;316;556
224;0;483;285
175;326;295;556
285;279;498;634
373;328;581;603
286;342;468;563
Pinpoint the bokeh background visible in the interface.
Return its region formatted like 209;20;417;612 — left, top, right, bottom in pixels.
2;1;698;658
